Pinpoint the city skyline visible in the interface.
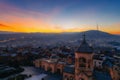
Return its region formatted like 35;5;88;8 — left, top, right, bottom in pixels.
0;0;120;34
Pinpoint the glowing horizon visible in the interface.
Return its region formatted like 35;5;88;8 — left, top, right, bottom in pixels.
0;0;120;34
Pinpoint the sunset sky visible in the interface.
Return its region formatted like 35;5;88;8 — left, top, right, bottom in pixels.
0;0;120;34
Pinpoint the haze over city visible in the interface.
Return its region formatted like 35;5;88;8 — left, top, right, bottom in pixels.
0;0;120;34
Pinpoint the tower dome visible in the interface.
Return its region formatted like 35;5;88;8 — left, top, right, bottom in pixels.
76;34;93;53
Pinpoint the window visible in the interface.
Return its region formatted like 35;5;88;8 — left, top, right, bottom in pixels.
64;75;68;80
79;63;86;67
41;78;44;80
79;78;84;80
42;65;45;69
70;76;74;80
115;68;117;70
79;57;86;63
88;64;90;68
47;67;52;72
99;62;101;64
94;61;96;64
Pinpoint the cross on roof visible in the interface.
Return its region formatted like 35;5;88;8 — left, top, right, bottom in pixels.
83;34;86;43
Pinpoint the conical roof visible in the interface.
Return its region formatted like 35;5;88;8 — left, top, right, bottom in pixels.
76;34;93;53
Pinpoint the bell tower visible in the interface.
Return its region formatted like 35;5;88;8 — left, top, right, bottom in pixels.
75;34;94;80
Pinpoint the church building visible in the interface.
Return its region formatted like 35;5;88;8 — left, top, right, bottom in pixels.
75;34;93;80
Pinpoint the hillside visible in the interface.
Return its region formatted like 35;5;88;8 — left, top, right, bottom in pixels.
0;30;119;43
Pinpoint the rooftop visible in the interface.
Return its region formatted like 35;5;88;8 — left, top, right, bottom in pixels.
93;70;112;80
63;65;75;74
76;34;93;53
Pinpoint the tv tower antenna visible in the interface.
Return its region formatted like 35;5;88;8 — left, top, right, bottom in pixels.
97;24;99;31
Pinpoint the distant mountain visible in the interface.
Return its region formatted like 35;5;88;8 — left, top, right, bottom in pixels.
77;30;115;38
0;30;119;41
0;31;21;34
82;30;112;35
0;30;120;47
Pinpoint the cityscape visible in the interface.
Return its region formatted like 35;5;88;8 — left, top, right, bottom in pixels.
0;0;120;80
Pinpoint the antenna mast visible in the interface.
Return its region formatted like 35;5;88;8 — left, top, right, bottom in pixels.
97;24;99;31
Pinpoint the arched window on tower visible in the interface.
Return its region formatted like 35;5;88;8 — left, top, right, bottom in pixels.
88;59;91;69
79;57;86;67
79;57;86;63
